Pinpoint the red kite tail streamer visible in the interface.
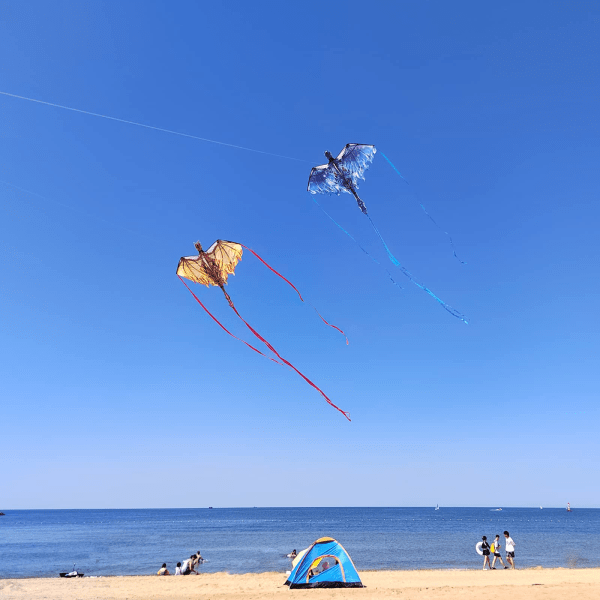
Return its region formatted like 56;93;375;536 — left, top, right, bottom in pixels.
226;301;351;421
241;244;349;345
178;275;283;367
311;307;349;345
240;244;303;301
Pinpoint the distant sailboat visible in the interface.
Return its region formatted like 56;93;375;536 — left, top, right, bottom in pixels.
540;506;543;509
435;504;439;510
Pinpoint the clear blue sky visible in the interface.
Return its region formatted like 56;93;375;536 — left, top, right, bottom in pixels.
1;1;598;509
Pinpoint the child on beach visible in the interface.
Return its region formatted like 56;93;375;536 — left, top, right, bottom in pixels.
481;536;491;570
156;563;170;575
504;531;515;569
174;562;182;575
491;535;506;569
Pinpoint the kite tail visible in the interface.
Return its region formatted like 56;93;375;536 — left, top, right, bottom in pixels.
311;196;403;290
365;214;469;324
380;151;466;264
417;203;467;264
178;275;284;366
226;301;351;421
241;243;349;345
240;244;303;301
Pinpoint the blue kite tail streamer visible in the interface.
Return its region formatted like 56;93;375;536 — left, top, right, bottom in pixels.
365;213;469;324
380;151;466;265
418;203;467;265
311;197;403;290
380;151;409;184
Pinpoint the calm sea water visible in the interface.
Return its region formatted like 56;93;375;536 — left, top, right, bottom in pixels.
1;507;598;578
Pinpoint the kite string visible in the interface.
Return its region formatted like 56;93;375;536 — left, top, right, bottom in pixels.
0;90;309;163
310;196;404;290
365;214;469;324
178;275;284;366
241;243;350;345
379;150;466;264
226;300;351;421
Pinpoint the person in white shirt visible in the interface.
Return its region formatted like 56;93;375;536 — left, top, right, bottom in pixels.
491;535;506;569
182;555;198;575
504;530;515;569
174;562;182;575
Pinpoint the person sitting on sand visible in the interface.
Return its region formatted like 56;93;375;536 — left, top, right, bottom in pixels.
504;531;516;569
481;536;491;570
182;555;198;575
174;562;182;575
491;535;506;569
157;563;170;576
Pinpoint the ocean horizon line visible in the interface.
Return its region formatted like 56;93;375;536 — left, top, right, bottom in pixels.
2;505;597;511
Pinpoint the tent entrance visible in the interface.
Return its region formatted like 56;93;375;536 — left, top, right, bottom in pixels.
307;555;344;583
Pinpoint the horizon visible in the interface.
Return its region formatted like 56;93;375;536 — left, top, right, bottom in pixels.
2;505;593;511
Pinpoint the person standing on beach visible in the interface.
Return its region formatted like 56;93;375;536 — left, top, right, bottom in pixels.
481;536;492;570
504;531;516;569
491;535;506;569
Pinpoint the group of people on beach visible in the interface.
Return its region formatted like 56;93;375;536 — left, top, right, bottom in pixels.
156;551;204;576
480;531;515;570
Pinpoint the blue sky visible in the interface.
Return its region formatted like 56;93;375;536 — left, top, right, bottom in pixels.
1;1;599;509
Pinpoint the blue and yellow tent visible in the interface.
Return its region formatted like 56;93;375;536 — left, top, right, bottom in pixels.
285;537;363;589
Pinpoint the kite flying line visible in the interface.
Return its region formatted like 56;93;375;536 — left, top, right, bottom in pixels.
0;90;310;163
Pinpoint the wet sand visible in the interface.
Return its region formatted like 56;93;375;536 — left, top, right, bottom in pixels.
1;567;599;600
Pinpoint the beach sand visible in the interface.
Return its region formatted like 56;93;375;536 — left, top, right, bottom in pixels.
1;568;599;600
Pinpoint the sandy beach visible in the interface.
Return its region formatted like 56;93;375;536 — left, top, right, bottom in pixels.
1;568;598;600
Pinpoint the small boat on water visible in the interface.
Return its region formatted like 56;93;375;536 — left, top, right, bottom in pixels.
567;502;572;512
435;504;439;510
490;508;502;511
0;512;5;516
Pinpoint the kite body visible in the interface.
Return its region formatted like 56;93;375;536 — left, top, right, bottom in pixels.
177;240;243;288
307;144;376;215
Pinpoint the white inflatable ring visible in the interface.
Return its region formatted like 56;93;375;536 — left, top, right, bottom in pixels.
476;542;484;556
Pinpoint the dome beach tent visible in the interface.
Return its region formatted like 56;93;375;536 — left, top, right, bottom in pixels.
285;537;363;589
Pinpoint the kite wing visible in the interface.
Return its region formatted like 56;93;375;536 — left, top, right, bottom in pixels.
307;163;348;196
308;144;376;196
176;254;214;286
206;240;243;279
176;240;243;287
336;144;376;187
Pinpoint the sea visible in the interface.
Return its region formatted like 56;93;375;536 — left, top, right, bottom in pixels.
1;507;599;578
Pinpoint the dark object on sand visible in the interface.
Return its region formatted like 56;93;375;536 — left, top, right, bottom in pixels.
60;564;84;578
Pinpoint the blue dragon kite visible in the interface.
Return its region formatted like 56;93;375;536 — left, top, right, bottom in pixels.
307;144;467;324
